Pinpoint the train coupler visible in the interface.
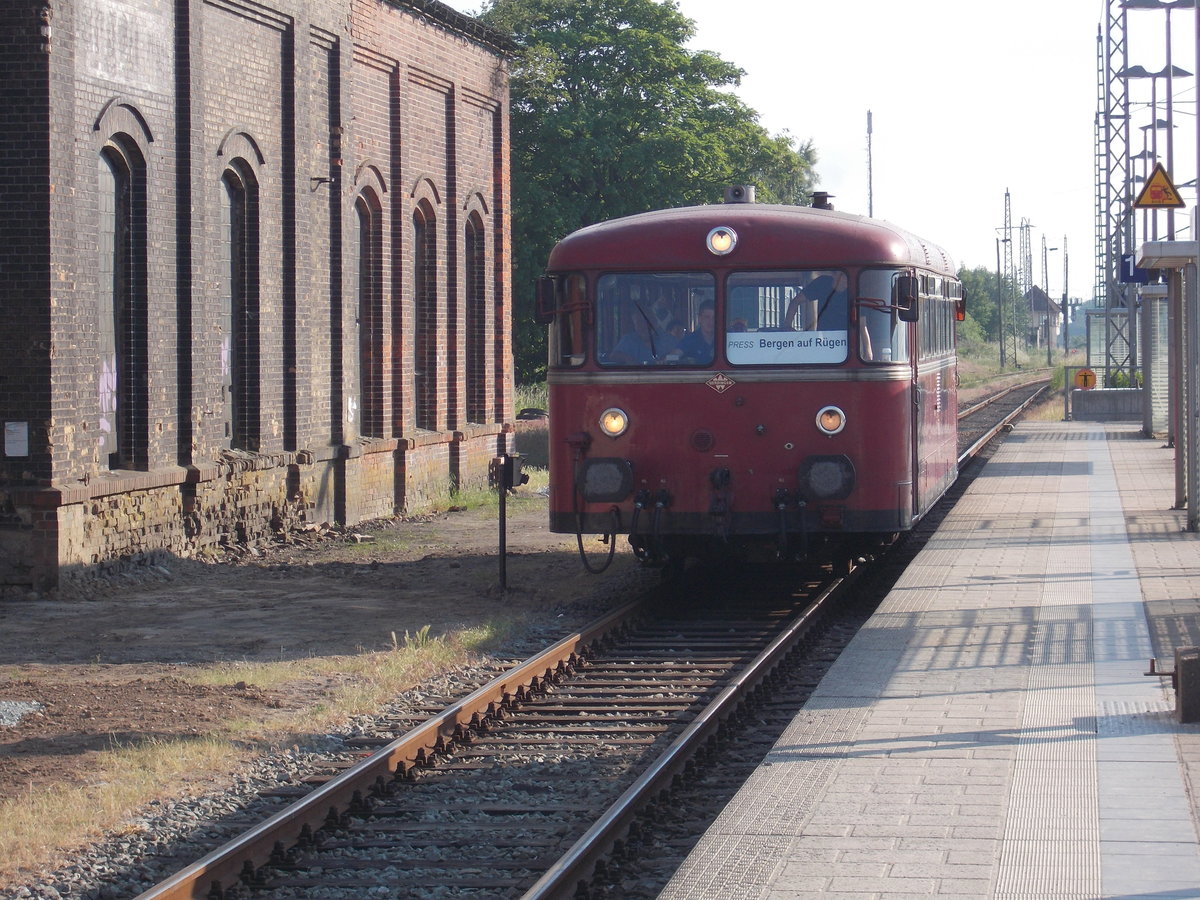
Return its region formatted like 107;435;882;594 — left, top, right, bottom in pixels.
645;490;672;563
708;467;733;541
774;492;809;560
774;488;796;559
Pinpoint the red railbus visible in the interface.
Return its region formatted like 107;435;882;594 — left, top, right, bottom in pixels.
536;191;963;569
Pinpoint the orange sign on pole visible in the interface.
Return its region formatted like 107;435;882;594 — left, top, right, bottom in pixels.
1074;368;1097;390
1134;163;1185;209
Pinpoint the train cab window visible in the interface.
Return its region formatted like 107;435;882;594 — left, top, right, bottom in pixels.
725;270;848;365
547;274;588;367
858;269;911;364
596;272;715;366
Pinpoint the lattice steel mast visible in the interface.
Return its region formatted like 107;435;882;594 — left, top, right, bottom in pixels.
1099;0;1136;382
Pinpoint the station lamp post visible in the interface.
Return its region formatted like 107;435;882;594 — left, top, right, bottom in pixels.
1116;57;1190;388
1117;64;1191;242
1122;0;1195;240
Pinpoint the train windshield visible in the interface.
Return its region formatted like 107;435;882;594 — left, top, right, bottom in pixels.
596;272;716;366
725;270;849;365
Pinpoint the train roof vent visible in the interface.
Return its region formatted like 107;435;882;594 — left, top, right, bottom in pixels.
723;185;755;204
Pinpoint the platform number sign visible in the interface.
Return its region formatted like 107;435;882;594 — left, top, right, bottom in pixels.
1120;254;1150;284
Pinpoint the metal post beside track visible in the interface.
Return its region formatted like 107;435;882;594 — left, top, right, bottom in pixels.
494;453;530;590
1138;241;1199;530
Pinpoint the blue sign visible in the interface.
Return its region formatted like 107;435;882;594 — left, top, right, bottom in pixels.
1121;254;1150;284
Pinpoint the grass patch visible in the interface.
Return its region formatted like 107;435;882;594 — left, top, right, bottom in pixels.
1023;387;1067;422
0;734;236;879
515;382;547;412
0;617;520;884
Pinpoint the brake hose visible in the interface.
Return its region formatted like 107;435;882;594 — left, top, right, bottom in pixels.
572;458;618;574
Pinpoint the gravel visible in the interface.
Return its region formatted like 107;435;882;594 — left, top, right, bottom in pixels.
0;702;43;728
0;665;503;900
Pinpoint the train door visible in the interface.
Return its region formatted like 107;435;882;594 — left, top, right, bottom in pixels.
904;273;958;521
909;331;922;525
859;269;916;530
890;272;923;524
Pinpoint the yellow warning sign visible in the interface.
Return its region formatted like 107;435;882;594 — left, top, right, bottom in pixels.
1074;368;1097;390
1135;163;1185;209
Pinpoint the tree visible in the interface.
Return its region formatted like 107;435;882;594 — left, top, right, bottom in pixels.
479;0;818;382
957;265;1000;345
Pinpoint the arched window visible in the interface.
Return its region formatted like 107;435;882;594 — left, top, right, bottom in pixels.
356;191;384;438
221;159;260;452
414;202;438;431
465;214;487;424
98;137;148;470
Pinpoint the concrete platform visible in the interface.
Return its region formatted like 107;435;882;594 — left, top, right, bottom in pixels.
659;422;1200;899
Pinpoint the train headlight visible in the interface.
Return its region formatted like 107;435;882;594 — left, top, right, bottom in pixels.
816;405;846;436
599;407;629;438
706;226;738;256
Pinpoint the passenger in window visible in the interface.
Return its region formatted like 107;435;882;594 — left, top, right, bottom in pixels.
679;300;715;363
659;319;685;361
650;292;675;332
784;273;848;331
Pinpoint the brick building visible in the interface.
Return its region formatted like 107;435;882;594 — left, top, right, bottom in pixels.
0;0;513;592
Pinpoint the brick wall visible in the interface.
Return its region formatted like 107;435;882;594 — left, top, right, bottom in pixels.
0;0;513;593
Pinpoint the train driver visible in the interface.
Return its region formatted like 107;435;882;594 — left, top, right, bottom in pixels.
608;307;659;365
783;272;848;331
678;300;716;363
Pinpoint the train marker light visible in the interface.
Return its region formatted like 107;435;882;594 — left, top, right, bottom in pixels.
706;226;738;256
577;458;635;502
816;405;846;436
799;455;856;502
599;407;629;438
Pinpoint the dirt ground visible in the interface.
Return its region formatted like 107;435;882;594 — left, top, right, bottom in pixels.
0;490;649;804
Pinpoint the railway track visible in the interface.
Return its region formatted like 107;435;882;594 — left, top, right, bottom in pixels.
128;374;1048;900
135;571;855;900
957;376;1049;463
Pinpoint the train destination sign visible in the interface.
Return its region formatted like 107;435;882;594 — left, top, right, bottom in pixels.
1135;163;1185;209
725;331;849;365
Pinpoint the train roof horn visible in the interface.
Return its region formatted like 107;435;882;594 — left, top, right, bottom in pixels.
723;185;755;204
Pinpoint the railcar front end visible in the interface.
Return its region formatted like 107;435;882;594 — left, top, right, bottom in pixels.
538;196;961;568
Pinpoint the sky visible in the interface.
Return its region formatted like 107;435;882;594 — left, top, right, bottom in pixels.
441;0;1199;303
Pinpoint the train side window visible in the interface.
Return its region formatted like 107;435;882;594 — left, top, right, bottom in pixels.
547;273;587;368
858;269;910;364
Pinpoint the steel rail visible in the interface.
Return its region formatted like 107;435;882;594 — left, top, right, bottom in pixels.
957;375;1050;421
518;570;855;900
957;382;1049;468
132;597;648;900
